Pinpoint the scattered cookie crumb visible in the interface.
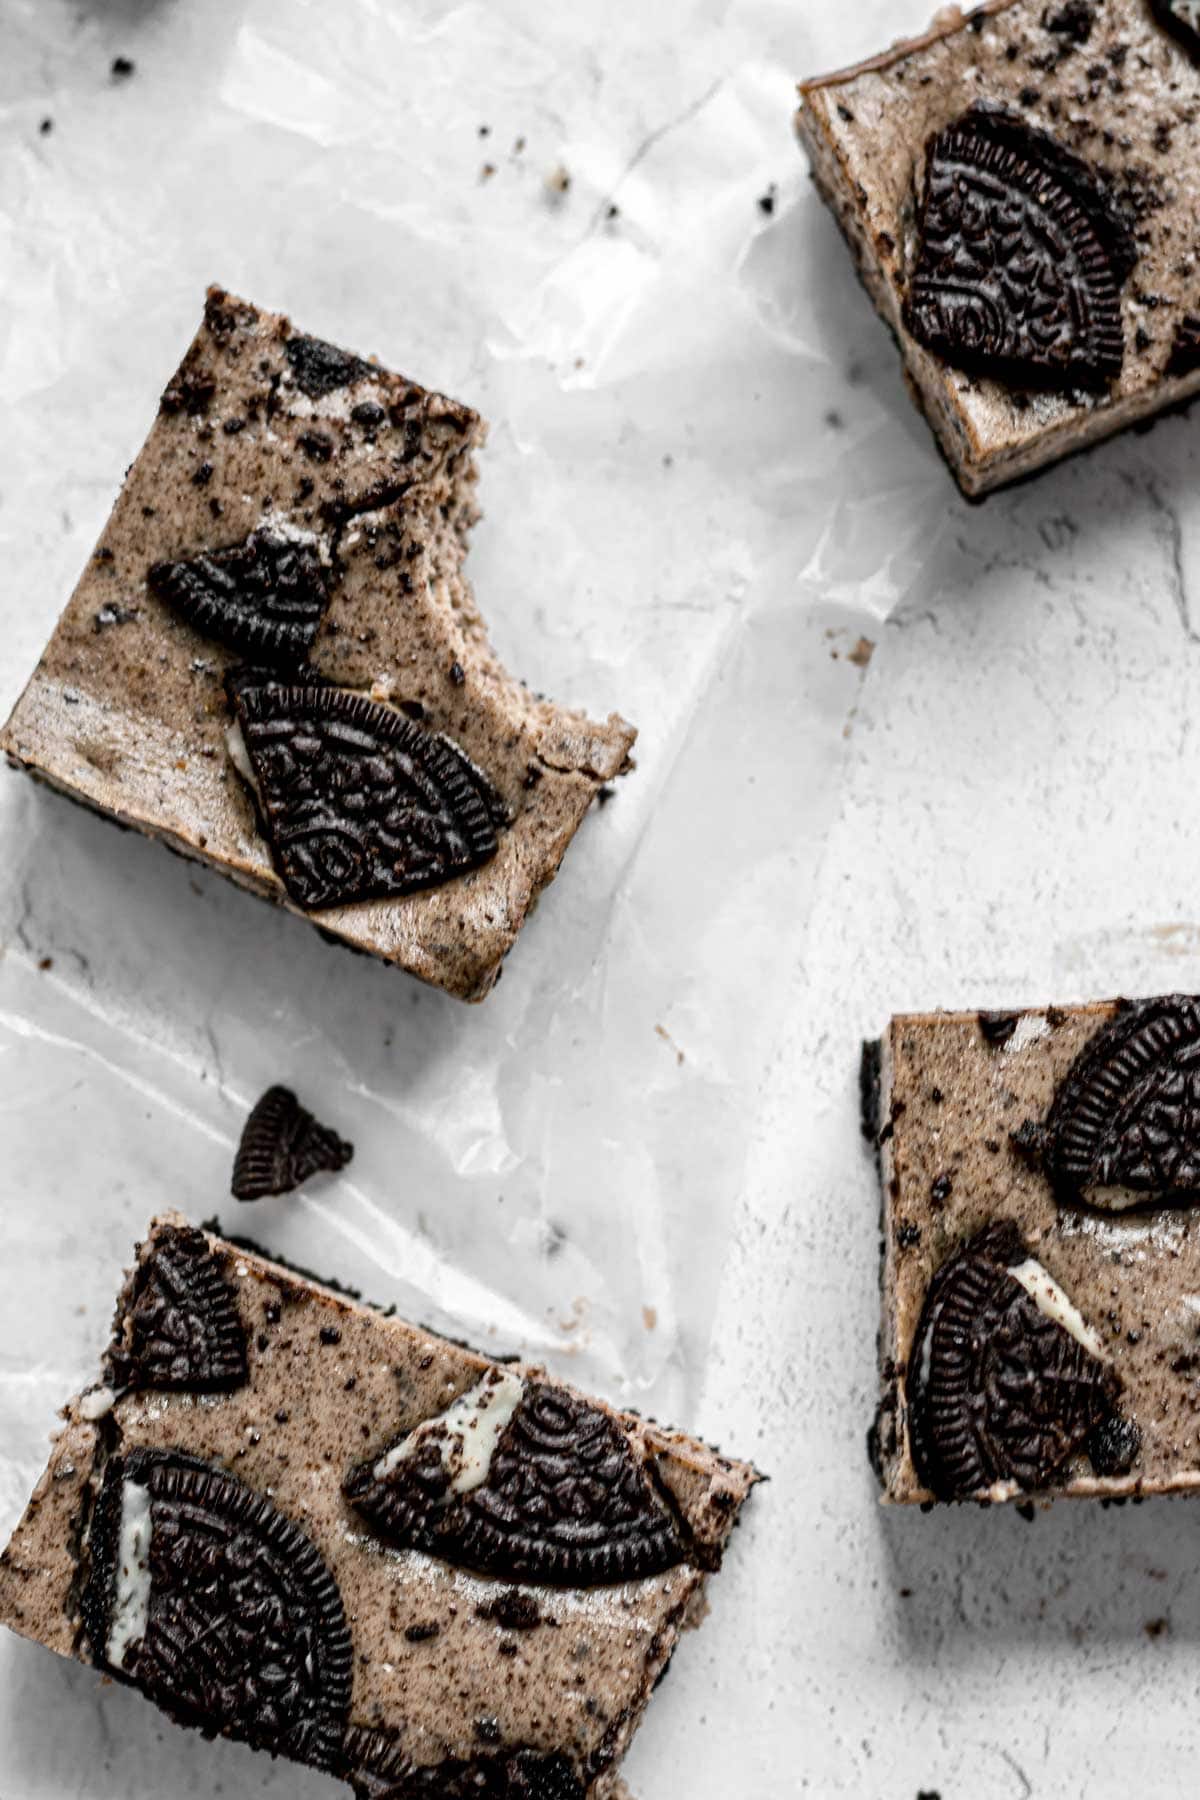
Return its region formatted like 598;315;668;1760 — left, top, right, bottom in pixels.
848;636;875;668
37;957;53;972
39;117;53;135
758;184;777;215
478;123;491;137
546;164;572;197
1144;1617;1169;1638
606;202;620;221
654;1024;685;1066
642;1306;657;1332
111;55;136;79
480;162;497;182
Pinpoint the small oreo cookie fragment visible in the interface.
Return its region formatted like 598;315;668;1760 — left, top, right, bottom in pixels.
283;332;373;398
340;1726;585;1800
906;110;1132;391
232;1084;353;1200
226;670;506;910
907;1220;1120;1500
109;1222;247;1391
344;1370;689;1585
148;529;331;664
1030;995;1200;1210
82;1448;352;1769
1150;0;1200;61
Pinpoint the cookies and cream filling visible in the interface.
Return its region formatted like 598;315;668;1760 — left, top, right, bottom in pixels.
373;1368;526;1498
106;1476;153;1670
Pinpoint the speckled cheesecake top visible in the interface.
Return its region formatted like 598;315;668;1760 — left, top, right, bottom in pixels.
0;290;636;999
0;1215;758;1796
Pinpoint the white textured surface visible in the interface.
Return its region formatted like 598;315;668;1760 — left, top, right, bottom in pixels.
2;2;1200;1798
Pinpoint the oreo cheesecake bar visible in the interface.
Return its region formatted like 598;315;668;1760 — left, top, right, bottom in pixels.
865;995;1200;1504
0;1216;758;1795
0;291;635;1000
798;0;1200;496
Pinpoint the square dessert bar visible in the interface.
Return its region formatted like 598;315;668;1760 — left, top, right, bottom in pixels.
864;995;1200;1505
0;1216;758;1795
798;0;1200;496
0;290;635;1000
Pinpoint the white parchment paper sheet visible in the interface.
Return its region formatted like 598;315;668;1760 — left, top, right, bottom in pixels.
4;1;1200;1796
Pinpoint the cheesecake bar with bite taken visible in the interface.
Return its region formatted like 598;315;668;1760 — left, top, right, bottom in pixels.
0;290;635;999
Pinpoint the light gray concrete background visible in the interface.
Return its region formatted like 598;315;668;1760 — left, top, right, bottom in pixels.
3;1;1200;1796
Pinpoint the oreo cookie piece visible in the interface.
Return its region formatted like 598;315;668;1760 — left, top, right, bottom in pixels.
1151;0;1200;61
1031;996;1200;1210
907;1221;1118;1500
81;1448;352;1768
109;1223;247;1392
226;671;506;910
284;333;373;398
148;530;331;664
341;1728;585;1800
344;1369;689;1585
906;110;1133;392
232;1084;353;1200
1167;315;1200;379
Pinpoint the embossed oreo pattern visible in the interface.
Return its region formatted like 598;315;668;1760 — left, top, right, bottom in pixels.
345;1381;688;1585
907;1222;1117;1500
228;672;505;910
232;1084;353;1200
340;1727;585;1800
148;530;331;664
906;112;1130;391
83;1449;352;1768
110;1224;248;1391
1040;996;1200;1207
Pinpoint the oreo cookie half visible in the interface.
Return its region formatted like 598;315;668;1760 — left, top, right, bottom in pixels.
108;1223;247;1392
906;110;1132;391
1150;0;1200;61
340;1727;585;1800
907;1221;1119;1500
81;1448;352;1768
148;530;331;664
232;1084;353;1200
226;671;506;911
1031;996;1200;1210
344;1369;689;1585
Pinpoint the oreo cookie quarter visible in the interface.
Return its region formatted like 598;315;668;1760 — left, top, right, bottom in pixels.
226;671;506;911
81;1449;353;1768
148;529;331;664
345;1370;689;1586
906;110;1133;392
232;1084;353;1200
109;1223;247;1392
907;1221;1120;1500
1031;996;1200;1210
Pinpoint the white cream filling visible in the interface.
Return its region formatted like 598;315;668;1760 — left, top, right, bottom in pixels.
105;1477;154;1670
1002;1012;1050;1055
78;1386;116;1422
1009;1258;1106;1360
1082;1182;1156;1214
224;720;259;799
374;1369;526;1498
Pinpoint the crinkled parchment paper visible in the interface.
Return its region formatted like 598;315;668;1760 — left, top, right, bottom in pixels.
8;1;1200;1797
